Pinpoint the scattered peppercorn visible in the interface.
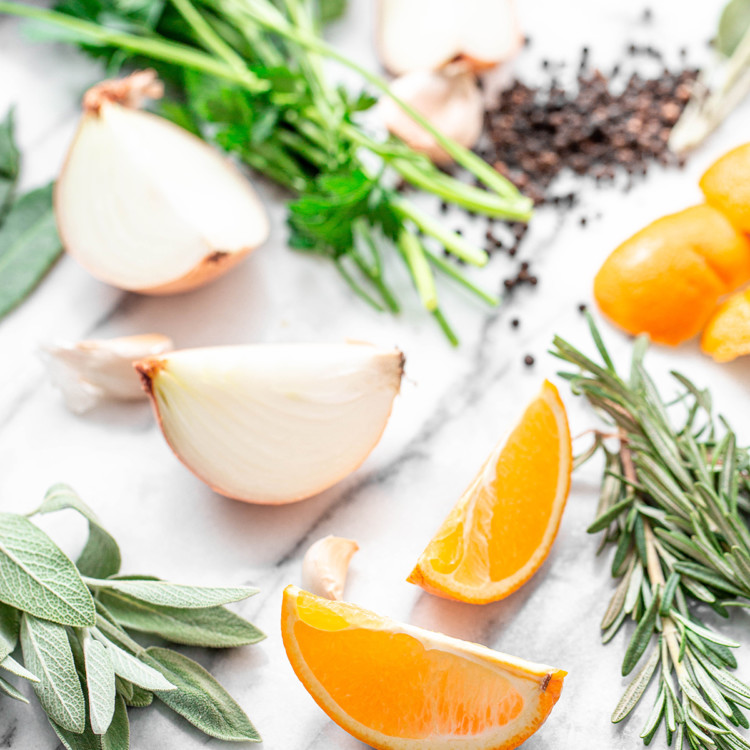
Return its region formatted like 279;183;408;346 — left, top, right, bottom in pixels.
511;318;520;329
578;303;588;313
524;355;535;367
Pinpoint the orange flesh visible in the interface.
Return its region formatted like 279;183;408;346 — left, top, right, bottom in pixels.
429;397;561;586
701;288;750;362
294;622;523;738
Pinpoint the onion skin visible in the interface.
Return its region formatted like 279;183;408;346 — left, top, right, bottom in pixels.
134;346;405;505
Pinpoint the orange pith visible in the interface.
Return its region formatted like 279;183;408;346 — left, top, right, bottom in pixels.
593;204;750;346
701;288;750;363
408;380;571;605
700;142;750;234
282;586;566;750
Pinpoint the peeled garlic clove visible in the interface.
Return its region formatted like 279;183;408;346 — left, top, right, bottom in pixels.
377;0;523;75
302;536;359;600
42;333;174;414
135;344;404;504
55;70;269;295
380;68;484;165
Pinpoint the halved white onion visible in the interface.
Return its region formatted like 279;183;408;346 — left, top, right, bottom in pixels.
135;344;404;504
55;71;269;295
377;0;523;75
42;333;174;414
380;68;484;164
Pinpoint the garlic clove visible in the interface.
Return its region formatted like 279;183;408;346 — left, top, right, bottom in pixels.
135;343;404;504
55;71;269;295
42;333;174;414
302;536;359;601
380;67;484;165
377;0;523;75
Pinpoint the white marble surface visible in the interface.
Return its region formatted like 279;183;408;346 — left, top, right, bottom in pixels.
3;1;750;748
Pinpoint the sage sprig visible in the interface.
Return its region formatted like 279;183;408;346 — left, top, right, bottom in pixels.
0;484;264;748
552;317;750;750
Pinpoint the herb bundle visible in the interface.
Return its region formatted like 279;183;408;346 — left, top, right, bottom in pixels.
0;109;62;320
0;484;263;748
0;0;533;343
552;318;750;750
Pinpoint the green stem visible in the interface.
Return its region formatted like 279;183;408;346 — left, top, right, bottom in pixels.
397;228;438;311
425;249;500;307
0;1;268;91
394;200;487;267
432;309;459;346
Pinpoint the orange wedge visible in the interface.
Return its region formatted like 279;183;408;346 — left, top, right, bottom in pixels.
408;380;571;604
701;288;750;362
282;585;566;750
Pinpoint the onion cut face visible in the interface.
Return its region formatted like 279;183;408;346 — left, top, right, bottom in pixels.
55;72;269;295
135;344;404;504
377;0;523;75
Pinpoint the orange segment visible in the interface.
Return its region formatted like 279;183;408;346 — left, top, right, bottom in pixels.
701;143;750;234
701;288;750;362
594;205;750;346
408;380;571;605
282;586;565;750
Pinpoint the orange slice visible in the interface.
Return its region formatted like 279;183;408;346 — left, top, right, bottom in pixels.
701;288;750;362
282;585;566;750
408;380;571;604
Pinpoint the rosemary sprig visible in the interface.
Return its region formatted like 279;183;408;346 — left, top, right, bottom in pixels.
552;316;750;750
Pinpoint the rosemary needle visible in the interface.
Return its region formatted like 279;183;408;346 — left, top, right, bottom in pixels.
552;315;750;750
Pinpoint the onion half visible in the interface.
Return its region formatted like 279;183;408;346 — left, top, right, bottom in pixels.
135;343;404;504
55;71;269;295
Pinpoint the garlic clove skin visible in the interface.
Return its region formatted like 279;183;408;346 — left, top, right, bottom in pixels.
135;343;404;505
377;0;523;76
380;68;484;165
42;333;173;414
302;536;359;601
55;71;269;295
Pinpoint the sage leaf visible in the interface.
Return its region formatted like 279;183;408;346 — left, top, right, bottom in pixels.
98;590;265;648
0;513;95;626
0;672;28;703
36;484;121;579
20;614;85;732
1;653;39;682
0;601;19;661
101;694;129;750
0;183;63;320
121;680;153;708
114;676;133;702
145;647;260;742
0;109;19;219
84;637;116;735
92;632;175;692
86;578;258;609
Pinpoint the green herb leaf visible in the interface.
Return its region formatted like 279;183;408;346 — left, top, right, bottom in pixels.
0;108;20;219
121;680;153;708
718;0;750;56
612;645;660;722
0;601;19;661
1;653;39;682
20;614;86;732
35;484;121;579
0;513;95;626
92;632;176;692
98;589;265;648
101;694;129;750
623;590;660;676
0;183;63;320
146;647;261;742
86;578;258;609
318;0;347;24
84;636;116;735
0;672;28;703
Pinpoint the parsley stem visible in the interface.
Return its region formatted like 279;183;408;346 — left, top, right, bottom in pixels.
0;2;268;92
424;249;500;307
397;229;438;312
432;309;459;347
394;201;487;267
